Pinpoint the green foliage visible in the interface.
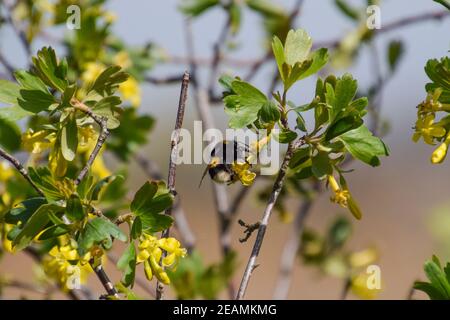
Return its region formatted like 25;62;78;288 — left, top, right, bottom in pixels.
434;0;450;10
168;251;237;299
425;57;450;103
130;181;174;234
117;243;137;288
77;217;127;255
387;40;405;72
414;255;450;300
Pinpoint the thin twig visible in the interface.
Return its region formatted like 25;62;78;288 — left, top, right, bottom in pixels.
236;139;304;300
0;147;45;197
145;73;185;85
314;10;450;49
72;99;110;185
90;259;119;299
3;0;32;57
238;219;260;243
207;14;232;98
184;18;237;298
156;71;190;300
133;153;196;252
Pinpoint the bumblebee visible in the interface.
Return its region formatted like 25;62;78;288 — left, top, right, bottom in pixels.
199;140;256;186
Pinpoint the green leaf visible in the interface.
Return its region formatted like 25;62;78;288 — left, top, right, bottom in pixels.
38;224;70;240
130;216;142;240
272;36;285;81
0;117;21;152
31;47;68;92
14;70;49;92
311;151;332;180
284;29;312;66
289;146;311;169
332;73;358;120
61;113;78;161
334;0;360;20
387;40;404;72
423;259;450;298
88;175;123;202
258;101;280;124
77;217;127;255
13;203;63;250
327;216;352;249
339;126;389;167
88;65;128;97
4;197;47;224
28;167;65;201
273;129;297;144
117;243;136;288
297;48;329;81
130;181;158;215
92;96;122;129
66;194;85;221
414;281;447;300
223;80;268;128
0;80;20;104
107;108;154;161
325;115;363;141
18;89;56;114
246;0;286;18
179;0;219;16
140;212;174;233
433;0;450;10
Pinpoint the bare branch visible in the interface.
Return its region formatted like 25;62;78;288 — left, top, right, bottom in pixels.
0;147;45;197
90;259;119;299
156;71;190;300
238;219;260;243
236;139;304;300
207;14;232;98
145;73;185;85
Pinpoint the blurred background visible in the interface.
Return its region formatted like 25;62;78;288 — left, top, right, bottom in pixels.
1;0;450;300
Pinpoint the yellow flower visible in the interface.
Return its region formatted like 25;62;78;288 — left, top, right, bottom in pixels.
1;224;15;253
81;62;106;84
136;233;187;286
22;129;55;154
350;272;381;300
49;148;67;178
42;239;92;291
119;77;141;107
418;89;450;114
113;51;132;69
103;11;117;24
349;248;378;269
431;134;450;164
0;162;14;182
231;162;256;186
328;175;362;220
412;114;446;145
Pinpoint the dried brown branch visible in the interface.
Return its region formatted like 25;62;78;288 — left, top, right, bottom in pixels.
90;259;119;299
156;71;190;300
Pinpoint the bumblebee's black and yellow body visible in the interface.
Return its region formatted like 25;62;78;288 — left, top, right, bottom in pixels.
199;140;253;186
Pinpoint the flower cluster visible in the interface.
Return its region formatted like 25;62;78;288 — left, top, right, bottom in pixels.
41;238;94;291
413;89;450;164
136;233;187;285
